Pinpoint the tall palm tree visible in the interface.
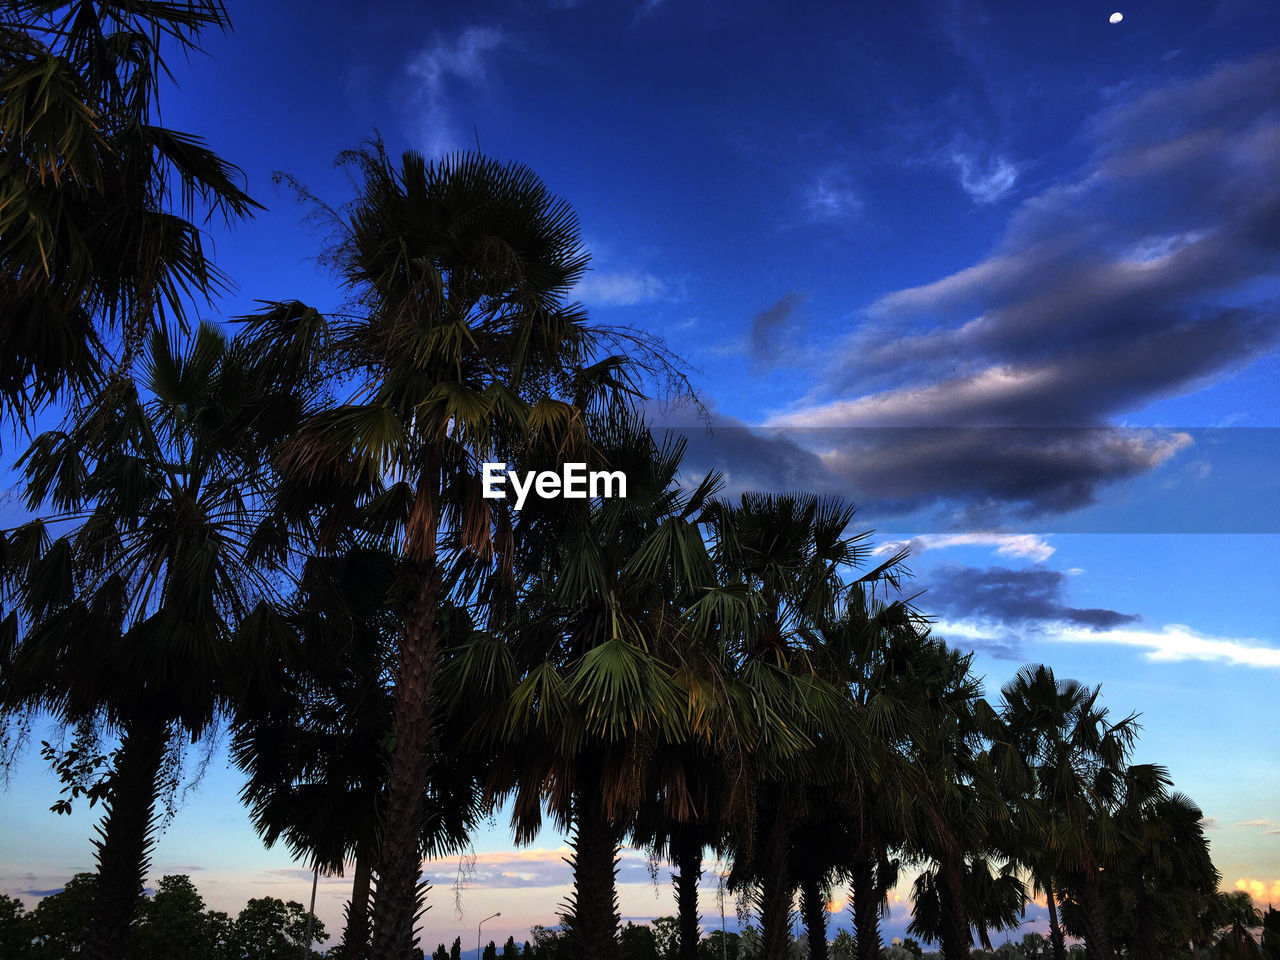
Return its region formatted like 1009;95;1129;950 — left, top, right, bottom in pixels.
448;415;721;960
1001;665;1139;960
271;142;639;960
707;493;879;960
232;547;484;958
1105;784;1218;960
0;322;307;960
0;0;258;418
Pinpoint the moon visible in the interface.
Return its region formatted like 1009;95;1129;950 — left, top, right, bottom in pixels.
1109;11;1124;23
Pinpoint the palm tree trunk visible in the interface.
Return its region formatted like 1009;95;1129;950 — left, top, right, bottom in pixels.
564;782;621;960
937;855;972;960
850;850;881;960
800;876;828;960
84;716;169;960
369;550;443;960
1133;881;1157;960
1045;878;1066;960
672;828;702;960
342;845;374;957
1074;869;1115;960
757;789;794;960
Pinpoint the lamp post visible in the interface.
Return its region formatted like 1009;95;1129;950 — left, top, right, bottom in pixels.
478;911;501;959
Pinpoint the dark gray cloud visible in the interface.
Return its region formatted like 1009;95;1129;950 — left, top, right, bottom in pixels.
669;422;1191;522
926;565;1141;630
749;292;806;371
747;51;1280;519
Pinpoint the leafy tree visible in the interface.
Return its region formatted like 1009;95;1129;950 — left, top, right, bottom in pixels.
830;930;857;960
132;874;229;960
619;921;660;960
24;873;96;959
0;892;30;959
504;935;521;959
231;896;327;960
484;940;499;960
451;935;464;960
652;917;681;959
530;925;568;960
432;944;449;960
698;930;741;960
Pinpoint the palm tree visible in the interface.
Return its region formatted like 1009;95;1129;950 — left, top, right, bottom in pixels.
1214;891;1263;960
232;547;484;958
1105;785;1218;960
902;642;1024;960
0;322;307;960
0;0;258;418
271;142;640;960
706;493;881;960
448;415;721;960
1000;665;1139;960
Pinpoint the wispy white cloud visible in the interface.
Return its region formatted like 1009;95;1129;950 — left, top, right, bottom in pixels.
573;270;667;306
406;26;506;156
1052;623;1280;669
874;532;1055;562
803;169;863;222
948;149;1019;204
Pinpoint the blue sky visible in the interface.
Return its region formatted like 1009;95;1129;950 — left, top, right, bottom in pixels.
3;0;1280;950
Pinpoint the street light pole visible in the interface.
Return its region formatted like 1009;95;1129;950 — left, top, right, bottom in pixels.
478;911;501;959
300;865;318;959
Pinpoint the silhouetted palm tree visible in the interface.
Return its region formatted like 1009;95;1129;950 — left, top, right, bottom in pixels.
0;322;304;960
0;0;258;418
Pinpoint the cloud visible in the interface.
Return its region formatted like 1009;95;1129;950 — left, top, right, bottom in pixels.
873;533;1055;562
1235;878;1280;902
573;270;667;306
926;565;1141;630
1053;624;1280;669
751;52;1280;519
803;170;863;222
407;26;506;156
750;292;806;370
948;150;1019;204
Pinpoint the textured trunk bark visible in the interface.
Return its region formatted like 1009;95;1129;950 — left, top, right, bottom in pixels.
850;851;881;960
937;856;972;960
1075;869;1115;960
343;846;374;958
672;829;702;960
1045;878;1067;960
800;876;828;960
369;548;443;960
84;716;169;960
757;791;794;960
565;784;621;960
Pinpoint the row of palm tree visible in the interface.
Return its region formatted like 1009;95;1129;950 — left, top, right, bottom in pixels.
0;6;1249;960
